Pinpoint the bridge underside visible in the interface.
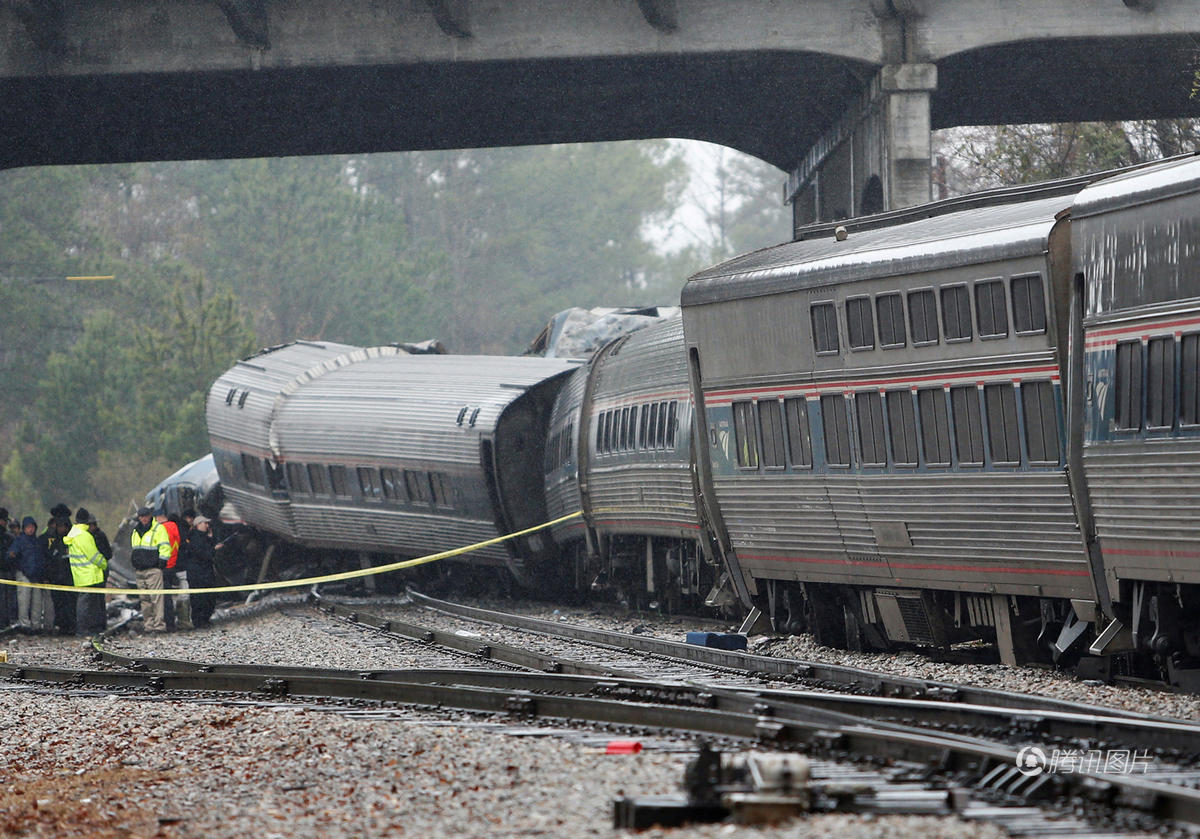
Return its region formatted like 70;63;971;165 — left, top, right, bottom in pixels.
1;34;1195;174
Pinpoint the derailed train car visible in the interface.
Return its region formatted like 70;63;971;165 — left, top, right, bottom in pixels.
544;315;733;611
680;154;1200;677
191;154;1200;682
206;341;580;585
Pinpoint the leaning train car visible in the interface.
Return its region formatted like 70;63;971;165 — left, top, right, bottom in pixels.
1074;154;1200;682
207;342;581;587
681;187;1103;663
544;316;731;611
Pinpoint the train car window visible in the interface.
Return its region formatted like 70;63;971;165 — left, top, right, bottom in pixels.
876;293;906;348
908;289;939;346
950;386;985;465
647;403;660;448
658;402;670;448
917;388;952;466
846;296;874;350
1114;340;1144;431
225;388;237;405
856;392;888;466
811;303;839;354
630;405;641;449
357;467;383;500
759;399;786;468
380;468;404;500
1011;275;1047;334
975;280;1009;338
285;462;309;494
1021;381;1061;464
307;464;328;495
1147;336;1176;429
430;472;452;508
886;390;919;466
666;402;678;449
821;394;852;467
619;407;631;451
784;397;813;468
404;469;432;503
241;453;265;486
941;285;973;341
732;401;759;468
597;411;609;454
984;383;1021;464
329;465;351;497
1183;334;1200;426
638;404;650;449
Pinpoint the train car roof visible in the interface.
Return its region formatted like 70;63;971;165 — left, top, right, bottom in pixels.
681;194;1071;307
1071;153;1200;220
270;354;581;461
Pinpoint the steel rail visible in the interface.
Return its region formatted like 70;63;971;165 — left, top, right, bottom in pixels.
404;590;1161;720
6;660;1200;827
311;596;1200;757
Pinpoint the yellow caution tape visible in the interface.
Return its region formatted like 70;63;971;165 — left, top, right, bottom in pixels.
0;511;582;597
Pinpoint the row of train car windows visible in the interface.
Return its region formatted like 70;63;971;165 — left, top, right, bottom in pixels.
811;275;1046;355
1114;334;1200;430
731;381;1060;470
239;453;453;508
596;401;679;455
545;422;576;472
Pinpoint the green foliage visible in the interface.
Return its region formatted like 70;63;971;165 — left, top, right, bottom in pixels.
0;140;779;509
356;142;691;352
937;120;1200;194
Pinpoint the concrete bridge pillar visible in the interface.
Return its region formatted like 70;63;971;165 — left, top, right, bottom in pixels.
787;63;937;232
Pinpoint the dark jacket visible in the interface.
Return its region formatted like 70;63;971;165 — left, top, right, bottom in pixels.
181;528;215;588
7;532;46;582
92;526;113;561
41;520;73;586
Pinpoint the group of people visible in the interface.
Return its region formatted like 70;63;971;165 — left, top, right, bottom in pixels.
129;505;220;633
0;503;221;637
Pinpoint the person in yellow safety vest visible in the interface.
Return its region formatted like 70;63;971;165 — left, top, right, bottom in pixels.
130;506;170;632
65;506;108;637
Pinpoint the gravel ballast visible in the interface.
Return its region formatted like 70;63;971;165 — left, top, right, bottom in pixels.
0;594;1172;837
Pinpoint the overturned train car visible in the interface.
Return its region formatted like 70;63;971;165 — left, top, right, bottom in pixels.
206;341;580;586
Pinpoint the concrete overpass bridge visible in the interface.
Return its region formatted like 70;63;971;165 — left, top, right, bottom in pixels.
1;0;1198;228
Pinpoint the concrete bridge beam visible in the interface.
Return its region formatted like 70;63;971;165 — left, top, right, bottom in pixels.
787;62;936;230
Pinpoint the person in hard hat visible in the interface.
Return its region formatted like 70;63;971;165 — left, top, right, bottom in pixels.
65;507;108;637
130;506;170;632
182;515;218;628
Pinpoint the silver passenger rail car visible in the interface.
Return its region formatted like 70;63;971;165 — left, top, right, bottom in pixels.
207;340;363;540
1074;154;1200;674
208;344;580;586
682;192;1100;662
545;316;726;610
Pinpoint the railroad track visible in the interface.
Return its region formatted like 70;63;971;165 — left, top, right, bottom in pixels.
6;594;1197;834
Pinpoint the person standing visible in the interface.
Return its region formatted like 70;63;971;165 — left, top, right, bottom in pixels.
65;507;107;636
43;508;74;635
0;508;14;628
183;515;218;628
7;516;48;632
156;511;184;630
130;507;170;632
